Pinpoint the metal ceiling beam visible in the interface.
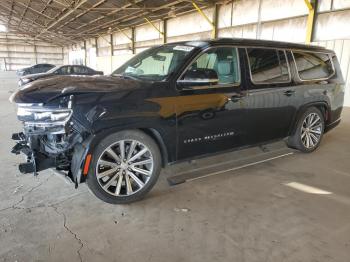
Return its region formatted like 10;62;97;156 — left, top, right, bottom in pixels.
7;0;15;25
0;0;216;45
18;0;33;28
0;3;46;31
55;0;108;30
76;0;184;36
52;0;71;8
36;0;89;37
98;2;200;36
0;15;71;46
79;7;156;10
0;6;78;45
30;0;54;26
0;4;78;44
16;1;55;20
74;0;145;31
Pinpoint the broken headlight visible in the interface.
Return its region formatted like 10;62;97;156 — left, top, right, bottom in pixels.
17;104;72;134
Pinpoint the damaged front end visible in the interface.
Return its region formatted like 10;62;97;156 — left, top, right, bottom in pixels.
11;96;89;186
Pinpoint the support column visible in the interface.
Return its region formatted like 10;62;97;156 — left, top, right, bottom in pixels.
212;3;219;39
84;40;87;66
95;37;98;57
256;0;263;39
304;0;318;44
5;34;9;71
34;40;38;64
131;27;135;54
61;46;64;65
163;19;167;44
110;34;113;72
110;34;114;56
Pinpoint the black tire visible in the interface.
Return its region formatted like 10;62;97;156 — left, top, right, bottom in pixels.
287;107;325;153
86;130;161;204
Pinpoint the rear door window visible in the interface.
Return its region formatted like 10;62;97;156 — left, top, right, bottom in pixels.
73;66;88;74
246;48;290;84
292;51;335;80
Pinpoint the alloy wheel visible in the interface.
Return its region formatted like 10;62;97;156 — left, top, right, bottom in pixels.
96;139;154;196
301;112;323;149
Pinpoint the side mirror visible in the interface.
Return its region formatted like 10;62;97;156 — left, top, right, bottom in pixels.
177;68;219;89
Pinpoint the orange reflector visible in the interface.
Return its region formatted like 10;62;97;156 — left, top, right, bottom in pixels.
83;154;92;176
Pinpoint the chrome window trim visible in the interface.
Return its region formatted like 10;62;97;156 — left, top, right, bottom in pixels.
177;79;219;84
180;83;241;91
245;47;292;85
291;50;336;82
177;45;241;90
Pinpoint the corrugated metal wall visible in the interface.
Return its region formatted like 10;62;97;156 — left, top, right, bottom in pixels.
0;35;64;71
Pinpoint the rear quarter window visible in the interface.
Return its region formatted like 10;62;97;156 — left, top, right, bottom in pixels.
246;48;290;84
292;51;335;81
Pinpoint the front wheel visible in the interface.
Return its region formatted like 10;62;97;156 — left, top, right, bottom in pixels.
86;130;161;204
287;107;325;153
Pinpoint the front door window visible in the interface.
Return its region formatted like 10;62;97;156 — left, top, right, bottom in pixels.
180;47;240;88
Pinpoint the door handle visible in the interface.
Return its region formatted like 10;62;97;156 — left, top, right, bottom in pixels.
284;90;295;97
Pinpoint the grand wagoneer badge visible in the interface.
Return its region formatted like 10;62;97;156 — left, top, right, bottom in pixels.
184;131;235;144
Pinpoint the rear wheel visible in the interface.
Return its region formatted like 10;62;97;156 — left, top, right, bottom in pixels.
287;107;325;153
87;130;161;204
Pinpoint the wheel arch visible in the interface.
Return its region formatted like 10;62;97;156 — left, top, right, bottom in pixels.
139;128;169;167
76;126;169;183
289;101;330;136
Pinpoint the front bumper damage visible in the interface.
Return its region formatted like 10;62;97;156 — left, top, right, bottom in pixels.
12;132;58;176
11;129;92;187
10;99;94;187
12;132;37;174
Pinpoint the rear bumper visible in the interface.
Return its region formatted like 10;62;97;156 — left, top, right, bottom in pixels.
324;118;341;133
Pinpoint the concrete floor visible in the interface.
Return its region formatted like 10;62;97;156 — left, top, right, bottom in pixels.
0;71;350;262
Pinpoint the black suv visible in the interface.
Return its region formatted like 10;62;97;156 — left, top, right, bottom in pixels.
10;38;345;204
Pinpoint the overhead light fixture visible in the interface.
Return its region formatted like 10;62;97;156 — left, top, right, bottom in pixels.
0;24;7;32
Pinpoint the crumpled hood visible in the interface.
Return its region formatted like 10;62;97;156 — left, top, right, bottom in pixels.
10;75;151;104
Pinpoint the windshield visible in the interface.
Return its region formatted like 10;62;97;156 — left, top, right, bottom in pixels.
112;44;196;81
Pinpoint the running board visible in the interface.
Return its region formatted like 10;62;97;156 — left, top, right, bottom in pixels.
167;144;295;186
